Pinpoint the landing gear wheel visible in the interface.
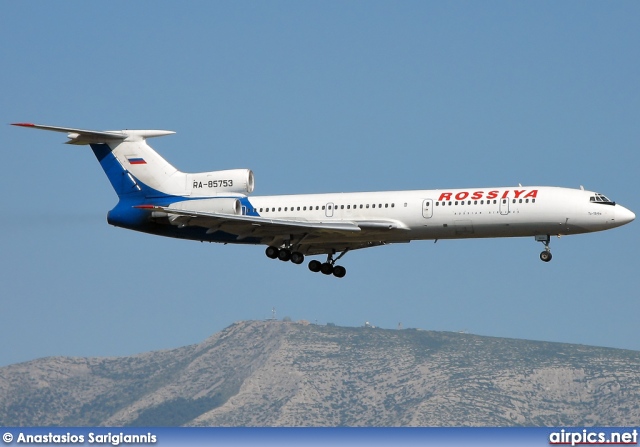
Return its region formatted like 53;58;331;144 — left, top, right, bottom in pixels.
291;251;305;265
540;251;552;262
265;246;279;259
308;260;322;272
320;263;334;275
535;235;553;263
277;248;292;262
332;265;347;278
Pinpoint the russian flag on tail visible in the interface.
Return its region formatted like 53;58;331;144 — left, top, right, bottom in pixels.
127;157;147;165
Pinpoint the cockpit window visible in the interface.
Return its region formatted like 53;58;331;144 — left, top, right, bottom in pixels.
590;193;615;205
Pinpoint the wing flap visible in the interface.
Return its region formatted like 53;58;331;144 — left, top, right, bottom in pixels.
354;220;410;230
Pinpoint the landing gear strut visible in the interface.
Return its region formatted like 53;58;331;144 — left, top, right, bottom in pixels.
535;235;553;262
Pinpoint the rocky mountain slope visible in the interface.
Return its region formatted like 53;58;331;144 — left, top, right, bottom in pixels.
1;320;639;426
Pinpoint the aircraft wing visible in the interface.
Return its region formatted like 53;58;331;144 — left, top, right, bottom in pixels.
136;204;409;253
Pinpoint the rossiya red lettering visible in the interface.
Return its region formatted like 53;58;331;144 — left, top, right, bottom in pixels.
437;189;538;201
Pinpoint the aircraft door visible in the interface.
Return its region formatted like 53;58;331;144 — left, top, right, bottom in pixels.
325;202;334;217
500;197;510;215
422;199;433;218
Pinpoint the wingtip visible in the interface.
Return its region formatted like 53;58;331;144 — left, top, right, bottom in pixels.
11;122;35;127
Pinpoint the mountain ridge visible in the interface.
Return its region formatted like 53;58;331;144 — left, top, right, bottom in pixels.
1;320;639;426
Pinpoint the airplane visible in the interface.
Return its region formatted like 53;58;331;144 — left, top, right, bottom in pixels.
13;123;635;278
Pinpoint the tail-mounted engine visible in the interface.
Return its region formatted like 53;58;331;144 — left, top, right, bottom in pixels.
187;169;255;196
166;197;242;215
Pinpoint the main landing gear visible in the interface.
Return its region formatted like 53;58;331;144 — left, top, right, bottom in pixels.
265;246;348;278
535;235;553;262
265;246;305;264
307;251;348;278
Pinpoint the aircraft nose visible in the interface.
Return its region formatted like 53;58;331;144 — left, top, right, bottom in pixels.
616;205;636;225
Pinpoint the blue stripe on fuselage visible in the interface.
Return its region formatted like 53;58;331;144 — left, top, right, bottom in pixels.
239;197;260;216
107;196;261;245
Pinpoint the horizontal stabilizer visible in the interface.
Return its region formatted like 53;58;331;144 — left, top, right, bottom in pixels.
11;123;175;145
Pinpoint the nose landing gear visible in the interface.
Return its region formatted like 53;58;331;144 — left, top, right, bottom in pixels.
536;235;553;262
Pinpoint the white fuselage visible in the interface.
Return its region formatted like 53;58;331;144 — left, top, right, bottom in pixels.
240;186;633;244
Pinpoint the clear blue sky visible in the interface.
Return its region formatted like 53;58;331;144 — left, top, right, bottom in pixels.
2;1;638;367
